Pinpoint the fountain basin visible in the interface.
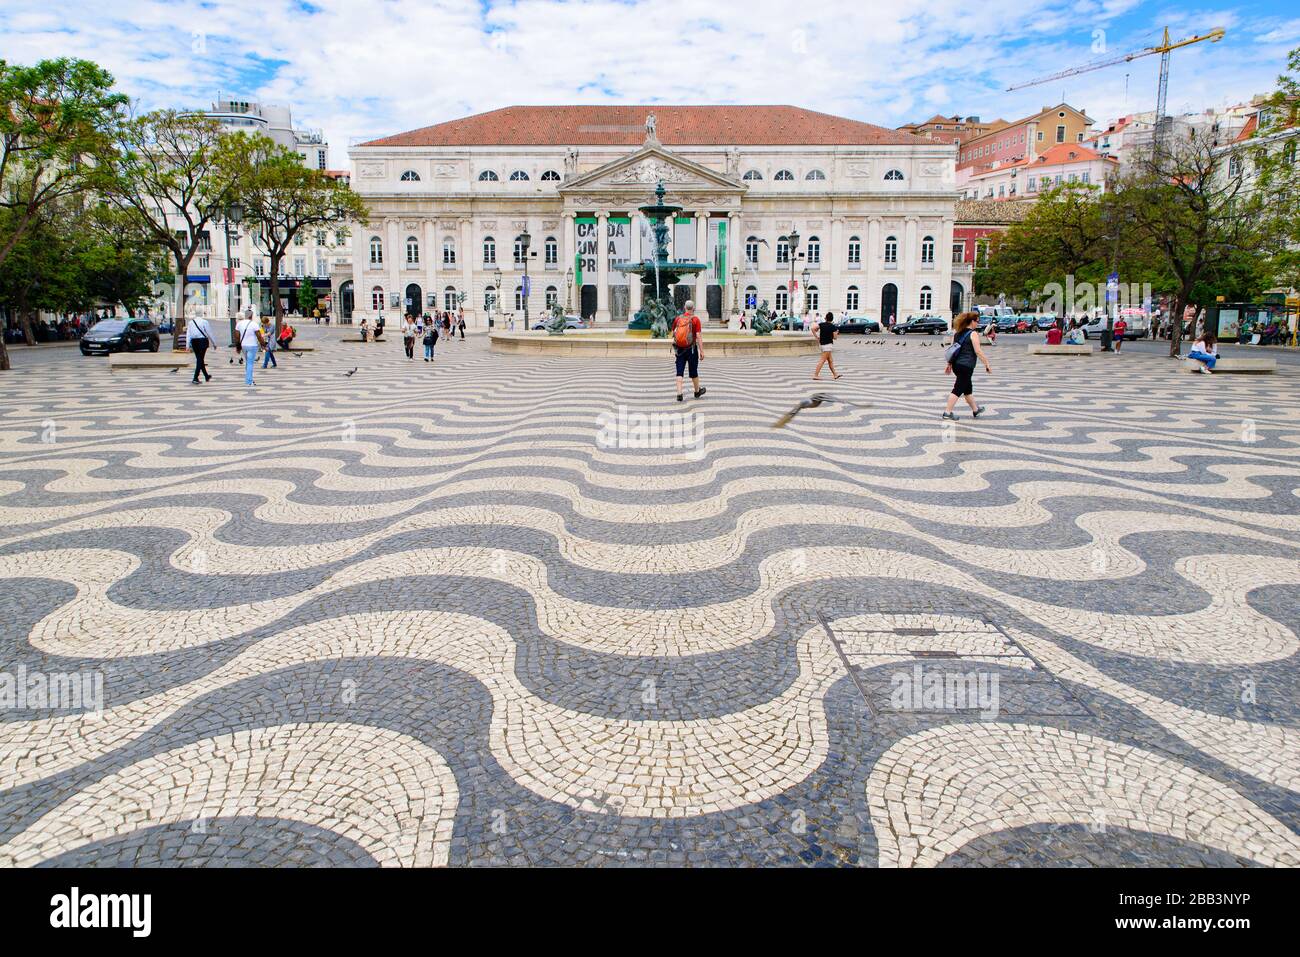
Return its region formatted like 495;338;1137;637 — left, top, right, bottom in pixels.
489;331;819;358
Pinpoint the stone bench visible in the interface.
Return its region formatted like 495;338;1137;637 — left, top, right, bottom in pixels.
108;352;190;372
342;336;385;343
1026;344;1095;355
1181;356;1276;374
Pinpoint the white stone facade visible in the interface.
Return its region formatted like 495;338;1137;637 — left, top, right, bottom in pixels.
348;116;959;327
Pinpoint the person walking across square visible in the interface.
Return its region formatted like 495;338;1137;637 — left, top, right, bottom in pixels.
672;300;706;402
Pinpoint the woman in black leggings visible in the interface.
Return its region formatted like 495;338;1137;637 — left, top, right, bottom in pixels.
942;311;992;419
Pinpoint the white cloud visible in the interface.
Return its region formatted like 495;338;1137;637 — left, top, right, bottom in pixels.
0;0;1290;167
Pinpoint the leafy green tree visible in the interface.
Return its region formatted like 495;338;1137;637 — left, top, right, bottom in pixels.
225;135;368;333
0;57;126;369
1247;45;1300;293
1112;129;1280;356
975;184;1108;305
296;280;318;316
100;110;247;348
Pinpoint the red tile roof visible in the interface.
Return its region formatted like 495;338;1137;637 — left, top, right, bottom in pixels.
359;106;925;148
1234;114;1258;142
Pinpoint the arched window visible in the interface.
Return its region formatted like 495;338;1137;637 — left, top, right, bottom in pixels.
806;236;821;265
405;236;420;266
483;236;496;265
921;235;935;265
745;236;760;265
370;285;385;311
369;236;383;266
541;170;561;182
478;170;499;181
884;169;905;181
919;285;933;311
805;169;826;181
846;285;860;311
484;285;497;311
1228;155;1243;178
776;236;790;264
884;235;898;264
545;285;558;308
514;284;526;310
847;235;861;266
806;285;820;313
509;170;530;181
400;169;421;182
544;236;558;266
775;285;789;312
774;169;794;181
443;285;458;311
442;238;456;265
742;169;763;181
513;235;528;265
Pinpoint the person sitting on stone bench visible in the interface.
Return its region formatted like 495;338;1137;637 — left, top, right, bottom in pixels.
1187;332;1219;374
1044;324;1063;346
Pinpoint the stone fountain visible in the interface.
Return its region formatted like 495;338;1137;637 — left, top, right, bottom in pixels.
617;181;707;335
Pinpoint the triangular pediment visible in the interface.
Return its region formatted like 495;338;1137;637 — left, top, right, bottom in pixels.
560;145;745;193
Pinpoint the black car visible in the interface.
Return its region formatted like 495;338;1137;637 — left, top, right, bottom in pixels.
892;315;949;335
79;318;161;355
837;316;881;334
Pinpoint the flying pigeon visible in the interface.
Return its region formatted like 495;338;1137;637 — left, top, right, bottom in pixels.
771;393;870;429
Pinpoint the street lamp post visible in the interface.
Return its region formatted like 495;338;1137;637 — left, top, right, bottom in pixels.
801;267;811;319
787;229;800;320
223;204;243;345
492;266;503;329
730;266;740;319
565;266;574;312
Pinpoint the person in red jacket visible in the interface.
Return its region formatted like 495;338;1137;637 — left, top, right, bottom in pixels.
1044;325;1063;345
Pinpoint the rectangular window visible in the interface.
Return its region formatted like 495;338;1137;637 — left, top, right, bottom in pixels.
1056;125;1066;143
952;242;964;264
1081;171;1090;184
1027;176;1036;192
293;256;306;277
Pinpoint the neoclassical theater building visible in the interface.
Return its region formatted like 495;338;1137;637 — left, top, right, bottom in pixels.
345;106;961;326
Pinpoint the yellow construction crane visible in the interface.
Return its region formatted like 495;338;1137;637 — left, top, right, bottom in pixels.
1007;27;1226;154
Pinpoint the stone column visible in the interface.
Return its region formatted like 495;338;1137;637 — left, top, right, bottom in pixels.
694;211;709;313
563;211;577;311
903;216;918;316
727;211;741;315
595;210;610;323
867;217;881;320
830;216;844;314
939;216;956;320
386;218;400;322
459;218;474;323
424;219;438;315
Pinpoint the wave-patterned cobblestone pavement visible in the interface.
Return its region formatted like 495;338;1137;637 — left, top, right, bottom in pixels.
0;331;1297;867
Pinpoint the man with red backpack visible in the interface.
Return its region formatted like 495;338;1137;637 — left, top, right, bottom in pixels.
672;300;706;402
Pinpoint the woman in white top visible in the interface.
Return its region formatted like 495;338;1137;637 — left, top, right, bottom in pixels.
1188;333;1219;373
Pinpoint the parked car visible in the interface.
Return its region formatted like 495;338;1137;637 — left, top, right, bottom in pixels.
1013;316;1033;333
892;315;949;335
774;314;807;331
994;315;1019;333
530;314;584;331
1034;314;1059;331
836;315;881;334
79;318;160;355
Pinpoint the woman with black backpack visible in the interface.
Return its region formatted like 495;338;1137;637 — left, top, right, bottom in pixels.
942;311;991;420
422;313;439;361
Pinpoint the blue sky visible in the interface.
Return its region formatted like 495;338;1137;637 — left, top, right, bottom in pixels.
2;0;1296;166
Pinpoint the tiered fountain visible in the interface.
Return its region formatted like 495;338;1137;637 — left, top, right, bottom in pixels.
617;181;707;335
488;182;818;357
